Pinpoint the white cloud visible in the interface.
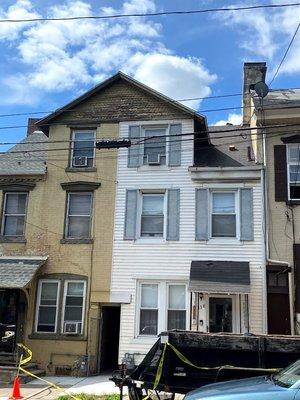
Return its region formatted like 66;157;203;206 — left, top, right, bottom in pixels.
0;0;216;107
215;2;300;78
127;53;217;108
213;113;242;126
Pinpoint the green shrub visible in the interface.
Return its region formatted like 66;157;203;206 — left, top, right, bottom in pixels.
57;394;120;400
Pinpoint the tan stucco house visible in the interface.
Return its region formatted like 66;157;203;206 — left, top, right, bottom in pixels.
244;62;300;335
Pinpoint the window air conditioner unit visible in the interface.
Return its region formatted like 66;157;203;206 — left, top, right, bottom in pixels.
73;156;88;167
64;321;81;334
146;154;162;165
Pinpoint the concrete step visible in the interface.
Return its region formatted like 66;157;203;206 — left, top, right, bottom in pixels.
0;364;46;384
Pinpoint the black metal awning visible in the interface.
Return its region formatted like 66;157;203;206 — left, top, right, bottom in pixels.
188;260;250;294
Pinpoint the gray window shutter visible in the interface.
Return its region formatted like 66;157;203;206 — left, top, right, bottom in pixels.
240;188;254;241
168;124;182;167
124;190;138;240
195;189;209;240
128;126;142;167
167;189;180;240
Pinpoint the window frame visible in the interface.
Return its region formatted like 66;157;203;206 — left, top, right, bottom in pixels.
70;129;96;168
61;280;86;335
209;190;239;239
35;279;60;334
65;191;93;239
138;191;167;239
136;281;188;338
138;283;159;336
1;192;28;237
287;144;300;201
167;283;187;331
141;125;168;166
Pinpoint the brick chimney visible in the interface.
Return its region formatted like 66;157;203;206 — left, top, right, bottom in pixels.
27;118;40;136
243;62;267;125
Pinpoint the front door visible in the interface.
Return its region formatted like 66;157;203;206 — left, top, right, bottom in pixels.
267;268;291;335
208;296;234;333
0;290;19;353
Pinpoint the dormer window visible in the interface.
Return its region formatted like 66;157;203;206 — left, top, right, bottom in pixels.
143;127;166;166
71;130;95;168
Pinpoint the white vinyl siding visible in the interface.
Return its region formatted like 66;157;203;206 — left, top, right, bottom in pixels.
1;192;28;236
111;118;265;363
35;280;60;333
65;192;93;239
62;281;86;334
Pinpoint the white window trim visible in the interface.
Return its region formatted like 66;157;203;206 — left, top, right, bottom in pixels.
205;294;240;334
1;192;28;237
137;191;167;240
166;283;188;331
70;130;96;168
209;189;240;240
287;144;300;201
35;279;60;334
135;281;189;338
141;125;169;166
61;280;86;335
65;192;93;239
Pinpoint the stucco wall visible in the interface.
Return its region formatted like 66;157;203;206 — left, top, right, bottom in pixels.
0;122;118;372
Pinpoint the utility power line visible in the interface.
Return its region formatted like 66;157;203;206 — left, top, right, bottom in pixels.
2;123;300;154
0;3;299;23
269;22;300;86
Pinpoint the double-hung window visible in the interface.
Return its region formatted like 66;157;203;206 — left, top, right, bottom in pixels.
138;282;187;336
211;192;236;238
65;192;93;239
36;280;60;333
287;144;300;200
143;127;166;165
167;284;186;330
71;130;95;168
140;193;165;238
1;192;28;236
62;281;86;334
139;284;158;335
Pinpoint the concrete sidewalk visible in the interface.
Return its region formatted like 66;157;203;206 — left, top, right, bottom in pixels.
0;373;122;399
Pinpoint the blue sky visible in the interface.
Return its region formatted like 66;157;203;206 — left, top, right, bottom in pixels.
0;0;300;148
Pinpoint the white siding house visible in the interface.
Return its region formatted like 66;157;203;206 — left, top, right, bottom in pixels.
110;117;266;365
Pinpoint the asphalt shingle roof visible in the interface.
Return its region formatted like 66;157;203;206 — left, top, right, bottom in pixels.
0;257;47;288
0;131;48;176
194;125;255;167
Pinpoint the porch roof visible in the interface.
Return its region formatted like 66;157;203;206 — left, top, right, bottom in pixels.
0;257;47;288
188;260;250;294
